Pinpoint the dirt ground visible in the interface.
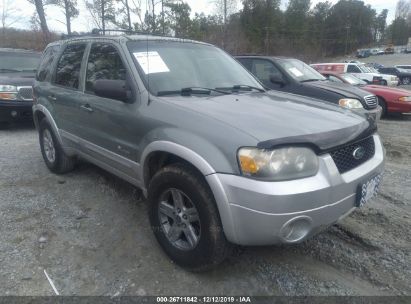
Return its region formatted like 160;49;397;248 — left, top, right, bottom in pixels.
1;57;411;296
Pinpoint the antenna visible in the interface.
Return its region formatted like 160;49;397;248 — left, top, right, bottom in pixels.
146;0;151;105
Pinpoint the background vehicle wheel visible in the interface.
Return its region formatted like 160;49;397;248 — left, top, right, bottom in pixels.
148;163;232;271
378;97;387;118
382;80;387;86
39;119;76;174
402;77;411;85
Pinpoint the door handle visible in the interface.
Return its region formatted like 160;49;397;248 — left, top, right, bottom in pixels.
80;104;94;113
48;95;57;101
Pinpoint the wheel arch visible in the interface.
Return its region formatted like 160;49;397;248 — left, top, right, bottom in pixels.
32;104;63;145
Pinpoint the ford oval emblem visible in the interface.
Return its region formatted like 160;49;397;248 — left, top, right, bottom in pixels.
353;146;366;160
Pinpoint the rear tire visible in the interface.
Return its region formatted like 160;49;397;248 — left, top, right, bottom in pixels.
148;163;232;271
39;119;76;174
378;97;387;118
382;80;387;86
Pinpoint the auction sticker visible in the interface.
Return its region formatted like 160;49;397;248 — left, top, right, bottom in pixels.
133;51;170;74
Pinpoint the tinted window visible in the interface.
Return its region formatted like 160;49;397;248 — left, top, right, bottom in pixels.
54;44;86;89
327;75;344;83
250;59;282;87
347;65;361;73
36;45;60;81
86;43;126;93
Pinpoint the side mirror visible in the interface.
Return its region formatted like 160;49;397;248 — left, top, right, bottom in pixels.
270;74;286;86
93;79;130;102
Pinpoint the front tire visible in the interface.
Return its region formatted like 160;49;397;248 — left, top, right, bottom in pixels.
402;77;411;85
39;119;76;174
378;97;387;118
148;163;232;271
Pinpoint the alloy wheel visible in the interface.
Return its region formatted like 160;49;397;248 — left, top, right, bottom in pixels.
43;129;56;163
158;188;201;250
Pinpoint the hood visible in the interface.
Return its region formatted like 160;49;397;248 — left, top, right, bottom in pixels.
363;84;411;97
305;80;370;99
159;91;375;152
0;72;36;87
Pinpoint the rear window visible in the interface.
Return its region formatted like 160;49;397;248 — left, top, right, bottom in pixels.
36;45;60;81
54;44;87;89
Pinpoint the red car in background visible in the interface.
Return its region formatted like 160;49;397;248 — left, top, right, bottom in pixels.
320;72;411;116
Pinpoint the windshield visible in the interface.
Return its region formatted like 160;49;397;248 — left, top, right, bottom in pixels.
277;58;326;82
127;40;263;96
0;52;41;72
340;73;367;85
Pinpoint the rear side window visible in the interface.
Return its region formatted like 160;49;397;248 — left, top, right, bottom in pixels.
54;44;86;89
85;43;126;93
36;45;60;81
347;65;361;73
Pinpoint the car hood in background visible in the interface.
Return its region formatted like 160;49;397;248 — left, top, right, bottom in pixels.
0;72;36;87
305;80;370;99
161;91;375;152
363;85;411;96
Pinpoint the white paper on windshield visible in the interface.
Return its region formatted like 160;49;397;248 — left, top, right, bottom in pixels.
133;51;170;74
288;67;304;77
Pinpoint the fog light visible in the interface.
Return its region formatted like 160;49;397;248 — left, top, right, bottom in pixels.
11;110;17;117
280;216;312;243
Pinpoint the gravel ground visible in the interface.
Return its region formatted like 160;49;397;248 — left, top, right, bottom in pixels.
1;54;410;296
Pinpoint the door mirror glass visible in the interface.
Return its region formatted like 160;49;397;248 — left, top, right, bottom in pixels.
94;79;129;102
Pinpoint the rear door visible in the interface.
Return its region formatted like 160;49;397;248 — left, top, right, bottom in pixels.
49;43;88;135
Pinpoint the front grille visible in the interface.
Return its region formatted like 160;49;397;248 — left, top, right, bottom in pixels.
329;136;375;174
364;95;378;109
17;86;33;101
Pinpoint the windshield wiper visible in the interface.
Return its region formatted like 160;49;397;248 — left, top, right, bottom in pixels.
0;68;22;73
300;79;322;83
216;84;265;93
157;87;231;97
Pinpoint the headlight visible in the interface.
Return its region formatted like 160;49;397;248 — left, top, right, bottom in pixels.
399;96;411;102
339;98;364;109
0;84;18;100
238;147;319;181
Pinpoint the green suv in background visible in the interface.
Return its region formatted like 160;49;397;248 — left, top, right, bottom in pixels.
33;34;385;271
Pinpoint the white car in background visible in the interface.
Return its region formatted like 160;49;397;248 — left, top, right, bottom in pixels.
311;62;399;86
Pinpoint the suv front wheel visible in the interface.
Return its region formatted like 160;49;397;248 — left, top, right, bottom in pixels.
39;119;76;174
148;163;232;271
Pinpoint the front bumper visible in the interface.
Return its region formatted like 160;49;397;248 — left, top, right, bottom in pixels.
387;101;411;114
207;135;385;246
0;100;33;122
354;106;382;122
386;80;399;87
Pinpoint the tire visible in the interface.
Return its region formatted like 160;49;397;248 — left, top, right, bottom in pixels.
378;97;387;118
402;77;411;85
382;80;387;86
148;163;232;271
39;119;76;174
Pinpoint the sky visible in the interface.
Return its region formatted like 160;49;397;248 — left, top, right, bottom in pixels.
0;0;398;34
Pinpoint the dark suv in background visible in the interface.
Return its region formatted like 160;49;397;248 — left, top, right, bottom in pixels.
0;48;41;127
378;67;411;85
236;55;381;120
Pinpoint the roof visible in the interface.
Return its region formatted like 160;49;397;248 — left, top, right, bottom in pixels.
0;48;41;54
52;33;210;47
235;54;293;60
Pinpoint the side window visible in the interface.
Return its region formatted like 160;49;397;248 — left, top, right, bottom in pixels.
251;59;282;87
36;45;60;81
237;58;252;71
54;44;86;89
347;65;361;73
85;43;126;93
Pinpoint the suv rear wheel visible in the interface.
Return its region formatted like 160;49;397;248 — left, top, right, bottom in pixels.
39;119;76;174
148;163;232;271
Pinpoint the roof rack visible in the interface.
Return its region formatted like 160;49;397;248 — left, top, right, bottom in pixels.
60;28;177;40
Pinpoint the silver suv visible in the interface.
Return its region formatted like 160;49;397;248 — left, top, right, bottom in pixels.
33;34;385;271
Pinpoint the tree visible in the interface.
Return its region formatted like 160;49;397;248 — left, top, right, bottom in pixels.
49;0;79;34
1;0;21;30
27;0;50;38
164;1;191;37
84;0;117;31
